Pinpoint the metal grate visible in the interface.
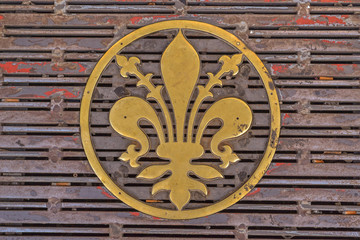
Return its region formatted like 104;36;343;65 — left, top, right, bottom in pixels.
0;0;360;239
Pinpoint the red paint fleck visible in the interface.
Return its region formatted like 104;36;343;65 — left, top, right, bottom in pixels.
96;186;116;199
336;189;346;192
152;216;161;220
71;137;78;142
282;113;290;126
321;15;346;25
321;39;346;45
0;62;32;73
246;188;261;197
51;64;64;72
295;15;347;26
44;88;79;98
130;16;143;24
130;212;140;216
266;163;292;175
296;17;322;25
271;17;284;26
332;64;345;72
294;188;301;191
0;62;49;73
76;62;86;72
0;15;3;20
272;64;288;74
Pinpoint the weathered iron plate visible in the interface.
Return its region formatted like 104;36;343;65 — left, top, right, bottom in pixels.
0;0;360;239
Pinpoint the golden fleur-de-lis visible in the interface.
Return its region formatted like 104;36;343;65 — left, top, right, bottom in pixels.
109;30;252;210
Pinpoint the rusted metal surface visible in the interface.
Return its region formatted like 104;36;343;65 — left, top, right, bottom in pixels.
0;0;360;239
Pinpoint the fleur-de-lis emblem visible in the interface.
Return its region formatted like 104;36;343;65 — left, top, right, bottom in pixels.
109;30;252;210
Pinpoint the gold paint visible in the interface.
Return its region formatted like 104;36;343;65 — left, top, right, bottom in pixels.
109;96;164;168
80;20;281;219
112;30;251;210
161;30;200;142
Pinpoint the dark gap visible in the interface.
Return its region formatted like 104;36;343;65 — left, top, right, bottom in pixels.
272;85;360;89
123;224;235;230
67;1;174;5
312;210;360;215
311;151;360;154
61;207;133;212
312;52;360;55
0;207;47;211
122;233;234;238
250;226;360;231
221;209;297;214
239;200;298;205
0;148;49;152
5;25;115;29
263;175;360;180
310;2;356;6
249;36;360;39
67;10;175;14
0;58;52;62
256;184;360;189
127;25;236;30
4;233;108;237
0;199;48;202
279;135;360;139
0;10;53;14
187;2;297;6
15;172;96;177
0;157;48;160
0;223;108;228
187;10;297;15
249;26;359;31
0;1;53;5
311;201;360;206
4;34;114;38
311;101;360;105
311;60;360;64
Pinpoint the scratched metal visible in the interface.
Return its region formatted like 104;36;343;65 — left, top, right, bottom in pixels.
0;0;360;239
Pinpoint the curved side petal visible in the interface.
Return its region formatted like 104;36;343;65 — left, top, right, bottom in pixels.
152;177;171;195
196;97;253;168
109;96;164;167
191;165;223;180
137;164;170;179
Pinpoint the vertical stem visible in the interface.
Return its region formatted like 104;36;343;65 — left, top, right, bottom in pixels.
155;89;174;143
187;90;204;142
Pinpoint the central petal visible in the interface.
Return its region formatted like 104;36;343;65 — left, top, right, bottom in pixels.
160;30;200;142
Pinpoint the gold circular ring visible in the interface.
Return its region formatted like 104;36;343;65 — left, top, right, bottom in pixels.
80;20;280;219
